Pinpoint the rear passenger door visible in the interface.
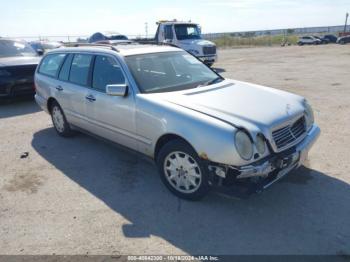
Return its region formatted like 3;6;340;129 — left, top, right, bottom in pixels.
305;37;312;44
36;53;66;103
57;53;94;129
84;55;137;150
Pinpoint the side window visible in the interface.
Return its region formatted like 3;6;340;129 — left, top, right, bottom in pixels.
164;25;173;40
38;54;66;77
92;56;125;92
58;54;73;81
69;54;93;86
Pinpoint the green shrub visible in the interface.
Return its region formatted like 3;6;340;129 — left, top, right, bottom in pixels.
211;34;299;48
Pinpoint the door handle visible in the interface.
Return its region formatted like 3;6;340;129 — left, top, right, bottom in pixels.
85;94;96;102
56;85;63;91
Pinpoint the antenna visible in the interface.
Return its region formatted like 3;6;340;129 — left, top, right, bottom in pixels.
344;12;349;33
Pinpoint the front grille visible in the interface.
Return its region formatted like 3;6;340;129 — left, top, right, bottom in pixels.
272;117;306;150
203;46;216;55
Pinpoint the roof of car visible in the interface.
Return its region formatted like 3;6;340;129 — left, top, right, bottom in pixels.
50;44;182;56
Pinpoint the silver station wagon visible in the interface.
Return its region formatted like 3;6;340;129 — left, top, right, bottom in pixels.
35;44;320;200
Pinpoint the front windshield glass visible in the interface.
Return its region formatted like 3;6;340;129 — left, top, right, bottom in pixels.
125;51;222;94
174;24;201;40
0;40;38;58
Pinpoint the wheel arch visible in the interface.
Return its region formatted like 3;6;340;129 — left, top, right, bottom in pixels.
154;133;199;161
47;97;58;113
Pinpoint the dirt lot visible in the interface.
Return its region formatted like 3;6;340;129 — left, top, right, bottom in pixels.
0;45;350;255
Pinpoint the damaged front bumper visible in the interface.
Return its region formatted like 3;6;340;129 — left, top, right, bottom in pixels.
211;124;320;198
198;55;217;64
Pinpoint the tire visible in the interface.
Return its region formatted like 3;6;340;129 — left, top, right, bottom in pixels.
156;139;210;200
50;101;75;137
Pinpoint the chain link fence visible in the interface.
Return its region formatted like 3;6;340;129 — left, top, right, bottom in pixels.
3;25;346;47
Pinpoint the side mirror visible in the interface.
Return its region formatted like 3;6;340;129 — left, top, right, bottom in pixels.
36;49;44;56
106;84;128;97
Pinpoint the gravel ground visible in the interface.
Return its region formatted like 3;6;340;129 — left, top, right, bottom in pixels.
0;44;349;255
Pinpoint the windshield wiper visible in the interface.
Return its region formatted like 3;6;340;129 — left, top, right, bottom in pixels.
198;77;223;88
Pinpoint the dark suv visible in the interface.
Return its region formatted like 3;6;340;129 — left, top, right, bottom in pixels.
323;34;338;43
0;39;41;99
337;35;350;45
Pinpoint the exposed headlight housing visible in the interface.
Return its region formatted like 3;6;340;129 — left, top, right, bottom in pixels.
235;130;253;160
255;134;266;155
0;69;11;76
304;100;314;131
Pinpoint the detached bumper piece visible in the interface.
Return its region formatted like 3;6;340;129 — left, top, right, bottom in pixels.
211;124;320;199
211;162;297;199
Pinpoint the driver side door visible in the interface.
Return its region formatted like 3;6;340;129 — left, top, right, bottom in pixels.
84;55;138;151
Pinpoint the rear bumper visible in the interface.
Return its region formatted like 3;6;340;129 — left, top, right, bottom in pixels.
35;94;49;113
0;79;35;98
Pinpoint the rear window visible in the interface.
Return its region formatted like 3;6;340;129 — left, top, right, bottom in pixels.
58;54;73;81
38;54;66;77
69;54;93;86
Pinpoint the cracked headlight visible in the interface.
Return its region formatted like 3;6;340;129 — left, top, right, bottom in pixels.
255;134;266;155
304;100;314;131
235;130;253;160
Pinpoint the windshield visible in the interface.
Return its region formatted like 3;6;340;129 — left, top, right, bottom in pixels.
0;40;38;58
125;51;222;93
174;24;201;40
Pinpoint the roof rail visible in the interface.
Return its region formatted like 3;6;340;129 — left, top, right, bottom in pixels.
67;43;119;52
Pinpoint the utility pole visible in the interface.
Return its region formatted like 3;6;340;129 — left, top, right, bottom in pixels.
145;22;148;38
344;12;349;33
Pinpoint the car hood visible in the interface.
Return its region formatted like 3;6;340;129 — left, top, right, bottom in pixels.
152;79;306;136
179;39;216;47
0;56;41;67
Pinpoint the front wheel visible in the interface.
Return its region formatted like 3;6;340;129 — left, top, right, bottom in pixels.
50;101;75;137
156;139;210;200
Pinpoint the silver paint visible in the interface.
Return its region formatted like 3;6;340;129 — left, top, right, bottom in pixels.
35;46;320;169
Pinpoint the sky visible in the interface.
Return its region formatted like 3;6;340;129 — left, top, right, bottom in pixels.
1;0;349;39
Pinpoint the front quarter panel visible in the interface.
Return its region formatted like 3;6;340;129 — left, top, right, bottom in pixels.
136;94;246;166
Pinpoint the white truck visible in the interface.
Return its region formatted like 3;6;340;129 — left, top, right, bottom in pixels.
137;20;217;66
